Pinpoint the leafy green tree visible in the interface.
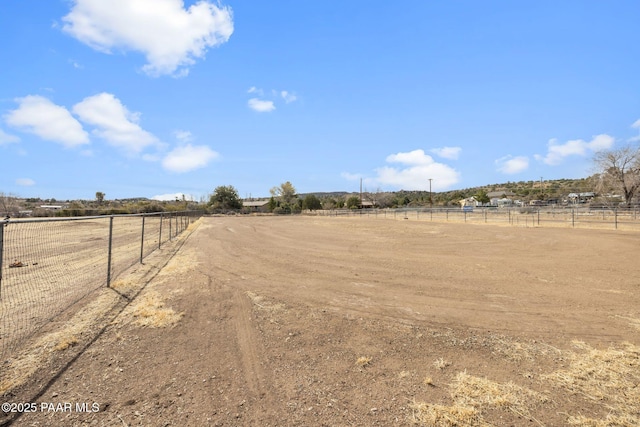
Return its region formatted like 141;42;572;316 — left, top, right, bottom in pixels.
268;196;277;212
346;196;360;209
474;189;490;204
209;185;243;210
270;181;299;213
302;194;322;210
270;181;297;205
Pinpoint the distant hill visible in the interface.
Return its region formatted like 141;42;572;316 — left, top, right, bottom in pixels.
298;177;597;207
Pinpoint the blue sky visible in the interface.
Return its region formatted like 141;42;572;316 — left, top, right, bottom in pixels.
1;0;640;201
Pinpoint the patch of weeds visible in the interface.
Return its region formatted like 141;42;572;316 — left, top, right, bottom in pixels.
356;356;372;367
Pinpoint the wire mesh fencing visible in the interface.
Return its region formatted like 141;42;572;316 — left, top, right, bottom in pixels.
315;206;640;231
0;210;202;362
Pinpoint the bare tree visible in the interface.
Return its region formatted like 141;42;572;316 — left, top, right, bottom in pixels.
95;191;105;204
593;145;640;207
0;192;19;218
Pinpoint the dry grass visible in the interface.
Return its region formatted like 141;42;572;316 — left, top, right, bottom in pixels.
433;357;451;370
410;402;484;427
129;291;183;328
411;371;547;426
157;247;200;277
543;341;640;426
53;335;79;351
452;371;548;415
356;356;372;367
412;340;640;426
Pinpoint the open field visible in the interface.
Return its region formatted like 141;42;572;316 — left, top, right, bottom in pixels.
2;216;640;426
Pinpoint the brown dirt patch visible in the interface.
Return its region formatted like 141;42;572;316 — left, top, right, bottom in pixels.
2;216;640;426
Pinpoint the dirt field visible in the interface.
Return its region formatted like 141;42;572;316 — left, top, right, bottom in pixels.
2;215;640;426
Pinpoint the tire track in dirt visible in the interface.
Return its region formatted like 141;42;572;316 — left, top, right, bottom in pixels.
231;288;268;401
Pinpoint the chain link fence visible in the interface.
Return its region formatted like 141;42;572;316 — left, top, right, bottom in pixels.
0;211;202;361
315;206;640;231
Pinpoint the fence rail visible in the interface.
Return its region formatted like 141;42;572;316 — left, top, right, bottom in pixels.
0;210;202;361
314;206;640;231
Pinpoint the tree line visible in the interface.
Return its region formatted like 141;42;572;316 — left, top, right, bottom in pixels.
207;143;640;213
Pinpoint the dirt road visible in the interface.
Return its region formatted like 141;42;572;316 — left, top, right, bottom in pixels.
3;216;640;426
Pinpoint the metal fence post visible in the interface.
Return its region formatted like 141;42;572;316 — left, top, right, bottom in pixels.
106;216;114;288
140;214;146;264
615;208;618;230
0;221;4;299
169;213;173;240
159;213;163;248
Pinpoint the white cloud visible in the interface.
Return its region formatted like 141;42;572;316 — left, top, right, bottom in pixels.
386;149;434;165
73;92;159;155
0;129;20;145
247;86;263;96
360;149;460;191
431;146;461;160
16;178;35;186
495;155;529;174
62;0;234;77
281;91;297;104
151;192;196;201
536;134;614;166
632;119;640;129
4;95;89;148
248;98;275;113
162;144;219;173
174;130;193;143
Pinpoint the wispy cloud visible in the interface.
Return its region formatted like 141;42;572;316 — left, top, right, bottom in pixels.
430;146;461;160
0;128;20;145
534;134;614;166
173;130;193;143
4;95;89;148
632;118;640;129
162;143;219;173
246;87;297;112
16;178;35;186
281;90;297;104
495;155;529;174
61;0;234;77
73;92;160;155
248;98;275;113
